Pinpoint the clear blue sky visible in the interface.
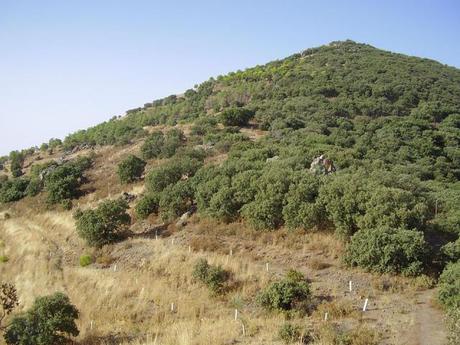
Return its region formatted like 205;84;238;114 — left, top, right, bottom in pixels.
1;0;459;155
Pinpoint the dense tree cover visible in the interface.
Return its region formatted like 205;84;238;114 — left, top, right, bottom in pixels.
4;292;79;345
117;155;146;184
74;198;130;247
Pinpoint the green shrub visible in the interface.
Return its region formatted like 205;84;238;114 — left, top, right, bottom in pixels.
278;323;301;344
447;307;460;345
441;239;460;262
4;292;79;345
220;107;254;126
192;258;230;295
438;261;460;309
146;158;202;194
79;254;92;267
117;155;146;184
159;181;194;222
283;173;324;229
344;226;429;276
141;131;164;159
61;199;73;210
162;128;185;158
25;178;43;197
146;163;183;193
9;151;24;178
258;270;311;312
135;194;159;219
0;255;9;263
44;156;92;204
74;198;131;247
0;178;30;203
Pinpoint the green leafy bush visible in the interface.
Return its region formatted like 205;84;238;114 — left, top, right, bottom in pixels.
0;178;30;203
141;131;164;159
438;261;460;309
344;226;429;276
25;178;43;197
283;173;324;229
4;292;79;345
9;151;24;178
159;181;194;221
441;239;460;262
79;254;92;267
220;107;254;126
74;198;131;247
192;258;230;295
44;156;92;204
0;255;9;263
117;155;146;184
258;270;311;312
146;157;202;194
162;128;185;157
446;307;460;345
278;323;298;343
135;194;159;219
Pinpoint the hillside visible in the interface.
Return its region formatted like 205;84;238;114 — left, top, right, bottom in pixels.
0;40;459;345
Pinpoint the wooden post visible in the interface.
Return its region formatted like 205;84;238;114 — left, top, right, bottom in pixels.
241;322;246;336
349;280;352;292
324;312;328;321
230;248;233;256
171;302;175;312
188;245;191;253
113;264;117;272
234;309;238;320
155;230;158;240
90;320;93;330
171;238;175;245
266;263;269;272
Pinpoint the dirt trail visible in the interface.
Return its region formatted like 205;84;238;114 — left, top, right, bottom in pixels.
413;290;447;345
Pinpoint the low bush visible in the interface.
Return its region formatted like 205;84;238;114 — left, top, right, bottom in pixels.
192;258;230;295
135;194;159;219
79;254;92;267
74;198;131;247
344;226;429;276
438;261;460;309
0;178;30;203
0;255;9;263
220;107;254;126
117;155;146;184
258;270;311;312
278;323;301;344
447;307;460;345
44;156;92;204
141;131;164;159
4;292;79;345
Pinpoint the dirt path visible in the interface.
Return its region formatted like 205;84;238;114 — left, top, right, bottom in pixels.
413;290;447;345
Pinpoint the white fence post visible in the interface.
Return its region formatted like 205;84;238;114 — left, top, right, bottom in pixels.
362;298;369;312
